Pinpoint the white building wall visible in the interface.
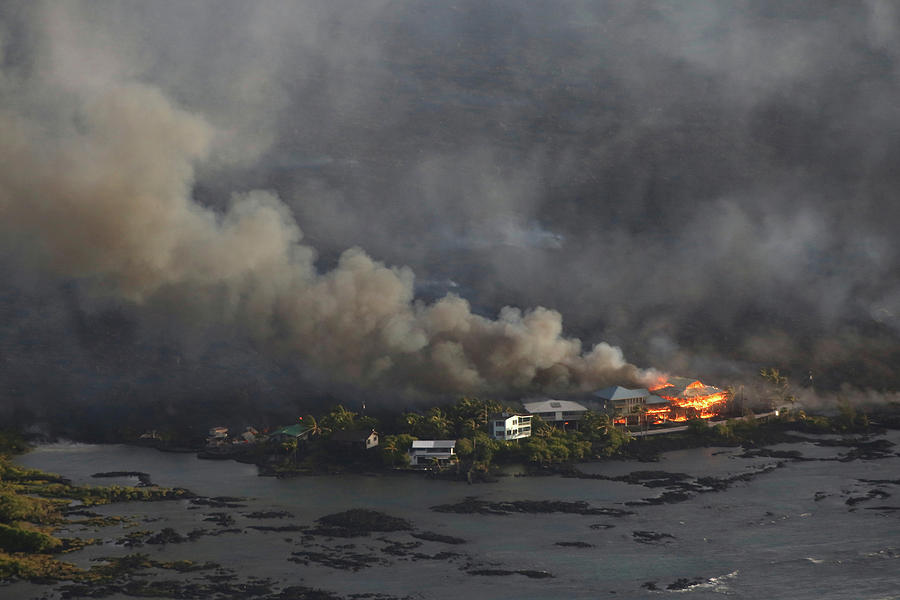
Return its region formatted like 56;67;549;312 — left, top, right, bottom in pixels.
490;415;532;440
408;440;457;466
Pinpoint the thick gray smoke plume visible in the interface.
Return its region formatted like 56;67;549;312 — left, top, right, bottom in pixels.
0;5;643;399
2;1;900;420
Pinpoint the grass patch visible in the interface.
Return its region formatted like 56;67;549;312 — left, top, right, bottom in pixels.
0;443;196;583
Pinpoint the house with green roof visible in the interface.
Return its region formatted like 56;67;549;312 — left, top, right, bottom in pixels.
268;423;312;442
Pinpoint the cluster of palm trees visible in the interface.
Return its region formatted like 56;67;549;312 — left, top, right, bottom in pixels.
283;397;630;470
400;397;505;440
295;405;378;440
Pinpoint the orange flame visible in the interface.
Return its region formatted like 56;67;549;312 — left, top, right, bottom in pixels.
648;375;670;392
625;377;729;426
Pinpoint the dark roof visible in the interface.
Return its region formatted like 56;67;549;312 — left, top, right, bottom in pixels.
594;386;651;401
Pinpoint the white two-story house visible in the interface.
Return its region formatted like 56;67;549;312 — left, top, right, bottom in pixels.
408;440;457;467
489;412;532;440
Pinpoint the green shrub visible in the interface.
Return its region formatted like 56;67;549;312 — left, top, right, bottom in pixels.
0;432;27;457
0;489;59;524
0;523;61;553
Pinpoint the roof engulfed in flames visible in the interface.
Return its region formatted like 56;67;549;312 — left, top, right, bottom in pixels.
649;376;728;421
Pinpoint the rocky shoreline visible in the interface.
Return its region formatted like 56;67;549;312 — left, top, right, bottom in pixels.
5;424;900;598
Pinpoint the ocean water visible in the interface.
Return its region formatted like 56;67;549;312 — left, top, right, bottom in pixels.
6;432;900;600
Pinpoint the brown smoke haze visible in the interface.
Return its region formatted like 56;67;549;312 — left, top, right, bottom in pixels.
0;75;644;398
2;1;900;422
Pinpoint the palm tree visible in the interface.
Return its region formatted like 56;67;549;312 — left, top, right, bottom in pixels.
631;405;648;434
475;399;492;427
460;418;479;437
303;415;323;437
426;407;451;438
531;415;552;438
403;412;424;436
380;435;399;466
323;405;357;432
760;367;795;409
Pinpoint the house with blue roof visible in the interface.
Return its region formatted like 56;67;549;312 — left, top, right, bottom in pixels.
594;386;669;426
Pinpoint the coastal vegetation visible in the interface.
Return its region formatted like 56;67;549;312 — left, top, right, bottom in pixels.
0;430;192;582
118;365;897;477
229;392;891;477
246;397;634;476
0;394;896;587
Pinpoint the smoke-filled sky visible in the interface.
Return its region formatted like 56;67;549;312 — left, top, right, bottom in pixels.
1;1;899;421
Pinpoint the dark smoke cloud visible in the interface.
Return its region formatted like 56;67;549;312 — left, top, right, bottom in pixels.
1;1;899;422
0;1;649;420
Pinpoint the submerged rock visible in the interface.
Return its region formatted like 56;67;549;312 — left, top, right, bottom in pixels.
431;497;634;517
189;496;248;509
244;510;295;519
632;530;675;544
467;568;553;579
203;512;236;527
410;531;467;545
246;524;307;532
91;471;154;486
555;541;594;548
308;509;413;538
846;489;890;506
145;527;187;545
289;549;383;571
667;577;708;590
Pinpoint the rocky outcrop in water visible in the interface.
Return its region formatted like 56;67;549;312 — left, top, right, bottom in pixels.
91;471;154;486
632;530;675;544
410;531;466;544
431;497;634;517
466;569;553;579
307;509;413;538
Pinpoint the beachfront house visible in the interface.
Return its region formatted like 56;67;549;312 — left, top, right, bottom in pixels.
408;440;457;468
239;427;260;443
206;426;229;446
268;424;312;443
594;386;672;426
522;399;588;428
489;412;532;440
594;386;651;413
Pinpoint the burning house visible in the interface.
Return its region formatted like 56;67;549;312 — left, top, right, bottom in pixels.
595;386;668;426
649;377;728;422
596;377;729;426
